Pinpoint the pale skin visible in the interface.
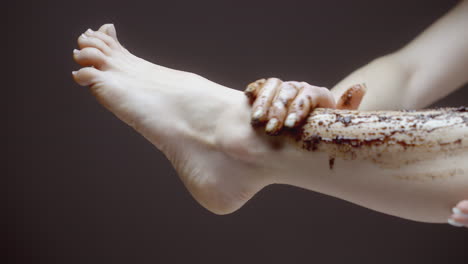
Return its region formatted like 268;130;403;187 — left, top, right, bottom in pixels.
72;1;467;226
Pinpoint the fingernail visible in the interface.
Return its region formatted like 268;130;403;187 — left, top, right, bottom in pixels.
252;108;263;120
452;207;468;217
266;118;279;133
73;49;79;55
273;101;284;109
245;84;255;93
81;34;88;39
447;218;464;227
86;28;94;34
284;113;297;127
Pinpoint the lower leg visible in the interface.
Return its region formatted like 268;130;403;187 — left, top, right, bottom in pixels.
221;84;468;223
72;25;467;222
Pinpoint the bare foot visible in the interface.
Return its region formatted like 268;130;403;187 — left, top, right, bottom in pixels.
72;24;271;214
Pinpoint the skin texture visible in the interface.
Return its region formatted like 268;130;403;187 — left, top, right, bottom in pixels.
331;0;468;227
242;79;468;224
246;79;366;134
72;1;467;226
245;79;339;135
243;1;468;227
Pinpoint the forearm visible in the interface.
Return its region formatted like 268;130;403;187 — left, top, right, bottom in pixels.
331;1;468;110
330;54;411;111
399;0;468;108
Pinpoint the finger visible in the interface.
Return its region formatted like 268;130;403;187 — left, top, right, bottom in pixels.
455;200;468;214
336;83;367;110
265;82;299;135
448;201;468;227
244;78;266;102
451;212;468;223
449;213;468;227
285;83;336;128
251;78;282;125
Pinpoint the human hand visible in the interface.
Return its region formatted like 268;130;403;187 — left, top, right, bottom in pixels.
244;78;366;135
448;201;468;228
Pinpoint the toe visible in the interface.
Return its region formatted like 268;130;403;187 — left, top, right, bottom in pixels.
73;48;108;69
77;33;112;55
98;24;119;42
72;67;102;86
86;28;120;50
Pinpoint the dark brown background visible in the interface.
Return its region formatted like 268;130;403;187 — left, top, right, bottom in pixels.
6;0;468;263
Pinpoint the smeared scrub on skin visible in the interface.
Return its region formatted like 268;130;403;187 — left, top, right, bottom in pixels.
329;156;335;170
338;84;367;110
282;107;468;171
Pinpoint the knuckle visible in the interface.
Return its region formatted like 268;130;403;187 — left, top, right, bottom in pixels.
278;96;289;105
319;87;330;92
301;89;314;98
293;98;307;112
318;87;332;97
303;85;315;93
289;81;300;86
267;77;280;82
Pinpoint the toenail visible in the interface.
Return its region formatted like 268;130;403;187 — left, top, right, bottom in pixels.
447;218;464;227
72;71;77;75
86;29;94;34
81;34;88;39
73;49;79;55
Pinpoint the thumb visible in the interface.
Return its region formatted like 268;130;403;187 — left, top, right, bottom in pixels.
336;84;367;110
